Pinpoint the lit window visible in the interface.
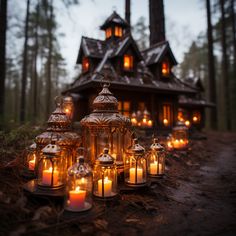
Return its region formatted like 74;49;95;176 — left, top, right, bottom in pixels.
123;55;133;71
82;57;89;72
162;61;169;76
115;26;122;37
163;104;171;126
118;101;131;117
105;28;112;39
192;111;201;123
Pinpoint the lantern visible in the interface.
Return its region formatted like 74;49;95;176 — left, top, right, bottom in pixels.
124;139;147;187
80;84;132;173
131;112;138;126
65;155;92;212
37;142;66;190
35;97;81;173
62;95;74;120
148;139;165;177
172;121;189;150
93;148;117;199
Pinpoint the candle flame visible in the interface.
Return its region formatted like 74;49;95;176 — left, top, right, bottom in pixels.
185;120;190;126
75;186;80;191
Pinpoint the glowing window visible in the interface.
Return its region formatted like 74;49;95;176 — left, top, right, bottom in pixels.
162;61;170;76
123;55;133;71
192;111;201;123
163;104;171;126
115;26;122;37
118;101;131;117
105;28;112;39
82;57;89;72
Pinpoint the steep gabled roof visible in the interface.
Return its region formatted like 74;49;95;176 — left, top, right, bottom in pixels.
100;11;129;30
142;41;178;66
184;77;205;92
76;36;107;63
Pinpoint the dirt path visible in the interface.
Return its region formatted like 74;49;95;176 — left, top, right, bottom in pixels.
150;132;236;236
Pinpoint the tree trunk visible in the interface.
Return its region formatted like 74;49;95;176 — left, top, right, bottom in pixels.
220;0;230;130
206;0;217;130
20;0;30;123
0;0;7;124
45;0;53;120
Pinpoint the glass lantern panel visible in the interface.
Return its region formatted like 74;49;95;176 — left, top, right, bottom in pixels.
148;150;165;175
26;152;36;171
97;131;109;157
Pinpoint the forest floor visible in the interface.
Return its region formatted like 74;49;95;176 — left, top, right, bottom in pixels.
0;128;236;236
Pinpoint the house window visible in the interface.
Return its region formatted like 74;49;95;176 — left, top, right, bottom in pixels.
118;101;131;117
105;28;112;39
162;104;171;126
82;57;89;72
192;111;201;123
115;26;122;37
123;55;133;71
162;61;170;76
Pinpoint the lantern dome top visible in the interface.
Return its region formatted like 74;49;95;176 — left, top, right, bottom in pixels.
93;84;118;112
130;139;145;154
173;121;188;131
42;142;61;156
150;138;164;151
68;156;91;177
63;96;73;103
28;142;36;151
97;148;115;164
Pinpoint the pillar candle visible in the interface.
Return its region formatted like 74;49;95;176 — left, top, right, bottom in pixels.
98;177;112;197
42;167;59;185
129;167;143;183
68;187;86;210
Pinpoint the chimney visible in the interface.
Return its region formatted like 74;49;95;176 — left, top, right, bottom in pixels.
149;0;166;46
125;0;131;26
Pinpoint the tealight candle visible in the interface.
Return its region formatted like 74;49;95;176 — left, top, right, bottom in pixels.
42;167;59;185
68;186;86;210
129;167;143;183
98;177;112;197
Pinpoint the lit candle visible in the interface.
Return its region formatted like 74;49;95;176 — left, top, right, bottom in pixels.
129;167;143;183
148;120;153;127
28;159;35;171
42;167;59;185
68;186;86;210
150;161;157;175
158;163;163;174
98;177;112;197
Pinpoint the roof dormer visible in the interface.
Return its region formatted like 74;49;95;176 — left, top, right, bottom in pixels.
100;11;130;41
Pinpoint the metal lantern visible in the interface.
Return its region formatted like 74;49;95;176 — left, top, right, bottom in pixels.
62;95;74;120
65;155;92;212
172;121;189;150
148;138;165;177
93;148;117;199
131;112;138;126
35;97;81;173
25;142;37;173
124;139;147;187
37;142;66;190
80;84;132;172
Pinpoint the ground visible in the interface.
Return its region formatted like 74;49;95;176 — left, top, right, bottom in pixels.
0;129;236;236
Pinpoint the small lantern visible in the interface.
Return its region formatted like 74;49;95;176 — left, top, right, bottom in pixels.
124;139;147;187
148;139;165;177
142;109;150;127
65;155;92;212
62;96;74;120
25;143;37;173
131;112;138;126
172;121;189;150
166;134;173;151
93;148;117;199
37;142;66;190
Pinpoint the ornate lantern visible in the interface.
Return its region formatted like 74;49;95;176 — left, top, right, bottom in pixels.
35;97;81;173
93;148;117;199
37;142;66;190
172;121;189;150
80;84;132;173
131;112;138;126
65;155;92;212
124;139;147;187
148;138;165;177
62;95;74;120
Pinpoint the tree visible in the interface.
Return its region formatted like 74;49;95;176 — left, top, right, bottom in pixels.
206;0;217;130
0;0;7;124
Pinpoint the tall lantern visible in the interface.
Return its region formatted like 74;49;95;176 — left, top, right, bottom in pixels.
148;138;165;177
65;155;92;212
80;84;132;173
62;95;74;120
35;97;81;172
93;148;117;199
124;139;147;187
172;121;189;150
37;142;66;190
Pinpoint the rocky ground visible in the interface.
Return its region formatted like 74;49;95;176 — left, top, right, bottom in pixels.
0;130;236;236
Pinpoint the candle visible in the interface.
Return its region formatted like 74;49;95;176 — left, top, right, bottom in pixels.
98;177;112;197
129;167;143;183
68;186;86;210
150;161;157;175
28;159;35;171
42;167;59;185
